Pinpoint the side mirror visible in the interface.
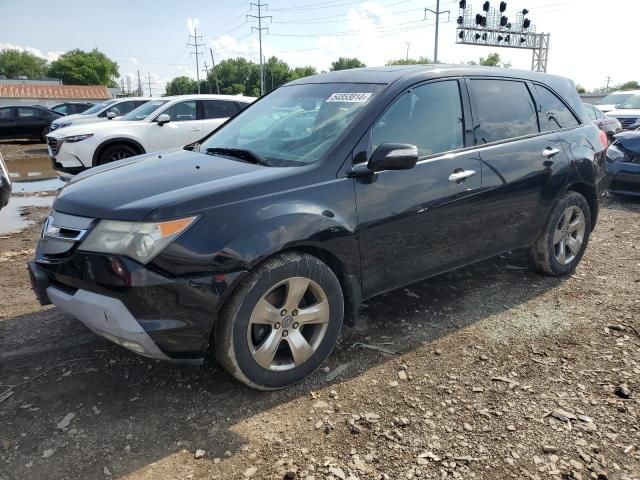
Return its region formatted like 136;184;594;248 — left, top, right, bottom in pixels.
367;143;419;172
106;111;117;119
156;114;170;126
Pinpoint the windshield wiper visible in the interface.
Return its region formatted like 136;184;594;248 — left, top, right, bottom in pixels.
205;147;272;166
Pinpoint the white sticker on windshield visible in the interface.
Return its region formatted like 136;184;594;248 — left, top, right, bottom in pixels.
326;92;372;103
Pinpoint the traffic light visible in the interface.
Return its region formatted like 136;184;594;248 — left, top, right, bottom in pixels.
483;1;490;12
459;0;467;9
499;2;507;12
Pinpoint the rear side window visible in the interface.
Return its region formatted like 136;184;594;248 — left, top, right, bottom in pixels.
17;107;38;118
585;105;597;121
469;79;538;143
535;85;580;131
0;108;13;119
163;100;197;121
203;100;238;119
371;80;464;157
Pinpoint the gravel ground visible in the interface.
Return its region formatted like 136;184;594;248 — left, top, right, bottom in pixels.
0;142;639;480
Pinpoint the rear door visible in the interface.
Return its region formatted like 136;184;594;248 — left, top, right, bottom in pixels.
467;77;571;252
200;99;239;135
145;99;201;151
0;107;16;138
355;79;485;295
16;107;44;138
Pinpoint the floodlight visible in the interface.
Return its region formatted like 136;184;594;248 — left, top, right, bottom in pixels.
483;1;490;12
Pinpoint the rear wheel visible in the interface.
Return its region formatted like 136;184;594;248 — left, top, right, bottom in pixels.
215;252;344;390
97;144;138;166
529;191;591;276
41;126;50;142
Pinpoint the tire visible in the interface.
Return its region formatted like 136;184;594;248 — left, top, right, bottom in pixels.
97;144;138;166
41;126;50;142
215;252;344;390
529;191;592;276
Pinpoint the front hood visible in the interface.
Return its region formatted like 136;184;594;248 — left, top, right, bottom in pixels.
52;113;84;125
607;109;640;117
52;149;299;221
48;120;139;139
596;104;618;113
614;131;640;152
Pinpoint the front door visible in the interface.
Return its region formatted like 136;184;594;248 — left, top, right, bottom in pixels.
145;100;203;151
355;79;485;296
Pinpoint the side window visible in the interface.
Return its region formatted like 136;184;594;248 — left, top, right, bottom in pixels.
371;80;464;157
17;107;38;118
108;101;137;116
235;102;251;111
162;100;197;122
53;104;69;114
534;84;580;131
469;79;539;143
203;100;238;119
585;105;597;121
0;108;13;119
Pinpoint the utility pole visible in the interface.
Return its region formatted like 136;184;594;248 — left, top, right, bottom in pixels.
137;70;143;96
248;0;272;95
425;0;450;63
202;61;213;94
188;28;204;94
606;76;611;91
145;72;153;97
405;41;411;61
209;48;220;94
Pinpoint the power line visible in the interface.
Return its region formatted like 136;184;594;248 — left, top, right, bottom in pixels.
187;28;204;94
248;0;272;95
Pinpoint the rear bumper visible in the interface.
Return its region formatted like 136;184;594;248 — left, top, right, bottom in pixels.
607;160;640;196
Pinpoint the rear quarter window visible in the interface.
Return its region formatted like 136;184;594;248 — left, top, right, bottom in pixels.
469;79;539;144
535;84;580;131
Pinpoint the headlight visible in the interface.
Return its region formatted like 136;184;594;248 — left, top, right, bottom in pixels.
55;122;72;129
65;134;94;143
79;216;198;264
607;144;628;162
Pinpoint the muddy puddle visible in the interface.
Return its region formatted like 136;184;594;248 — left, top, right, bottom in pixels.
5;151;66;193
0;196;54;235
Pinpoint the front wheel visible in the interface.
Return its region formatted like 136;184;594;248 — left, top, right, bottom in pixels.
215;252;344;390
97;144;138;166
41;126;50;142
529;191;592;276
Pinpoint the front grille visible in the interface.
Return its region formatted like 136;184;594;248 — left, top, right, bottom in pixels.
41;210;94;257
47;137;61;156
617;117;638;130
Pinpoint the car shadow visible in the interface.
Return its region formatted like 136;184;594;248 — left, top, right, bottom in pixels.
0;249;567;479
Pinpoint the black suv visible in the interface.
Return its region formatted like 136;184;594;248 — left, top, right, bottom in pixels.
29;66;609;389
0;105;62;141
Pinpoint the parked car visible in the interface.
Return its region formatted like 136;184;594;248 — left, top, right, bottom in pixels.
594;90;640;113
0;151;10;209
606;128;640;196
606;95;640;131
0;105;63;141
29;66;608;389
46;94;255;174
48;97;152;132
583;103;622;141
50;102;95;116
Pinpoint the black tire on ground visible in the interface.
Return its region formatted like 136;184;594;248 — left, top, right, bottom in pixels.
97;144;138;166
41;127;50;142
215;251;344;390
529;191;592;277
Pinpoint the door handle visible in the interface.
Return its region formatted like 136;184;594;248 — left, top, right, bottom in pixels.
542;147;561;158
448;169;476;183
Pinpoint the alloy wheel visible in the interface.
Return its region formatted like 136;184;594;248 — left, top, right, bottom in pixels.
553;205;586;265
247;277;330;371
110;151;132;162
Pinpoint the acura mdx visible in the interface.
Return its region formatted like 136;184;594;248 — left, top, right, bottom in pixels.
29;66;610;389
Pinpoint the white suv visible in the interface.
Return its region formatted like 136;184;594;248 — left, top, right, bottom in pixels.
606;94;640;131
47;94;255;174
49;97;153;131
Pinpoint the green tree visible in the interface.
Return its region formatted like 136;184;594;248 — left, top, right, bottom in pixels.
386;57;431;66
264;56;293;91
620;80;639;91
211;57;260;96
478;53;511;68
48;49;119;86
330;57;366;71
290;66;318;80
0;49;48;79
165;76;198;95
576;84;586;94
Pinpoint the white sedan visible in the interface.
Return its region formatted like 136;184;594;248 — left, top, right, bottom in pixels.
46;94;255;174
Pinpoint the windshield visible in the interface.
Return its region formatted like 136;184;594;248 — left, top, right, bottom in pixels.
82;99;118;115
619;95;640;109
121;100;168;121
200;83;384;167
596;93;635;106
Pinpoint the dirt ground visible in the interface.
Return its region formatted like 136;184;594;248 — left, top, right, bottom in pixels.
0;142;639;480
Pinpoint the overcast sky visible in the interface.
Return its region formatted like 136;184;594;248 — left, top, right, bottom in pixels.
1;0;638;94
